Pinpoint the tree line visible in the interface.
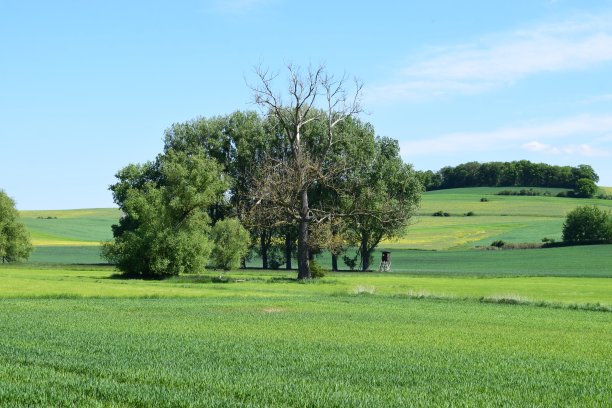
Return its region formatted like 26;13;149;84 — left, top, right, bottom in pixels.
103;65;422;279
416;161;599;192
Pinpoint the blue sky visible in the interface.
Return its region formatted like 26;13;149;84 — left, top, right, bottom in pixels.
2;0;612;209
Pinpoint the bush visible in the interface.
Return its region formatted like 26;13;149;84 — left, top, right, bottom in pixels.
309;260;327;279
491;240;506;248
342;255;357;271
480;197;489;202
432;211;450;217
210;219;251;270
574;178;598;198
0;190;33;263
562;205;612;243
465;211;475;216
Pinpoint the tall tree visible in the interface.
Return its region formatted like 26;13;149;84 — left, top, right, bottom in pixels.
163;111;281;269
102;149;227;278
342;137;422;271
0;190;32;263
249;64;362;279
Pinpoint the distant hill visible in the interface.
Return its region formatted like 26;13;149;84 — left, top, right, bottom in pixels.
17;189;612;262
19;208;121;246
385;186;612;250
18;208;120;263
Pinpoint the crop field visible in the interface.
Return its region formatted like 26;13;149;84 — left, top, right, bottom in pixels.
4;188;611;406
389;187;612;249
19;208;119;246
18;188;612;261
0;266;611;407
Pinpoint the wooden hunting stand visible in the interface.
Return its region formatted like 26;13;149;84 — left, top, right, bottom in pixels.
378;251;391;272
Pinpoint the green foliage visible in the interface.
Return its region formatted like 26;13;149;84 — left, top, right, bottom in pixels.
562;205;612;243
102;149;227;278
339;134;422;271
417;160;599;190
0;190;32;263
432;211;450;217
491;240;506;248
574;178;598;198
342;254;358;271
210;218;251;270
308;260;327;279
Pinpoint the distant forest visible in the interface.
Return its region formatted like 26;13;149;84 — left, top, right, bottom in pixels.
416;161;599;191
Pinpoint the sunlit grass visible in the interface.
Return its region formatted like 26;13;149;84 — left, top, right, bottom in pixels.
0;268;610;406
383;187;612;249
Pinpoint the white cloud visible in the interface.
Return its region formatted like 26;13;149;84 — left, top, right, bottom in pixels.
367;13;612;103
523;141;560;154
522;141;609;156
401;113;612;156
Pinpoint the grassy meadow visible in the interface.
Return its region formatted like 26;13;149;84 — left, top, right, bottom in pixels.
1;266;611;406
389;187;612;249
2;187;610;406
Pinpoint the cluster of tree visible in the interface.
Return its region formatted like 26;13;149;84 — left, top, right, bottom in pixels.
563;206;612;244
103;65;422;279
416;161;599;195
0;190;32;263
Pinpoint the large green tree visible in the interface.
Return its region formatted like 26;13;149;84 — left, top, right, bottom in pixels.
163;111;282;269
562;205;612;244
341;136;422;271
0;190;32;263
102;149;227;278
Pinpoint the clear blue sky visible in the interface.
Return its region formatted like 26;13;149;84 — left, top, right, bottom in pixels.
2;0;612;210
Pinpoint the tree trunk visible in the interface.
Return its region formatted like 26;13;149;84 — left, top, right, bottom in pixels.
297;189;311;279
360;235;370;271
285;230;292;270
331;226;339;271
260;231;269;269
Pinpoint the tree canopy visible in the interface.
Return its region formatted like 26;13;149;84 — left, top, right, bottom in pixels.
104;65;423;279
102;149;228;278
562;205;612;244
0;190;32;263
417;161;599;192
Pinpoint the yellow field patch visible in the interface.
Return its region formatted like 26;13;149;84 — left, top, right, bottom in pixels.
31;239;102;247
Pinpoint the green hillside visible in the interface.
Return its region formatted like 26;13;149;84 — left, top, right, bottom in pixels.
20;208;120;246
18;209;120;263
16;188;612;263
389;187;612;250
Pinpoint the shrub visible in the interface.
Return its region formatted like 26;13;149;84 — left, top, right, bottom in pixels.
433;211;450;217
480;197;489;202
491;240;506;248
342;255;357;271
210;219;251;270
309;260;327;279
562;205;612;243
574;178;598;198
465;211;475;216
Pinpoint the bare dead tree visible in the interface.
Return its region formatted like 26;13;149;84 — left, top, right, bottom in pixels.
249;64;362;279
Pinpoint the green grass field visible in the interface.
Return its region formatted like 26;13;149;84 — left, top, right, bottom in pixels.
17;187;612;258
0;267;610;406
3;188;611;406
391;187;612;249
19;208;120;246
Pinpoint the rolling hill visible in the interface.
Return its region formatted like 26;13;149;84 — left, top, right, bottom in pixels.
17;187;612;263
